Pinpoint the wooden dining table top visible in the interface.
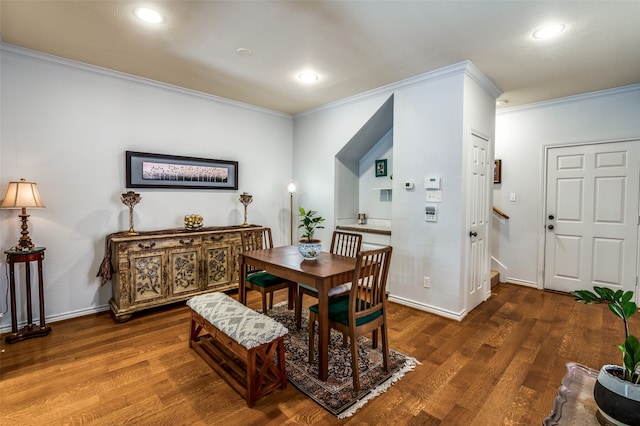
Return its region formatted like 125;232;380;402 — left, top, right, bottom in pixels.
240;245;356;284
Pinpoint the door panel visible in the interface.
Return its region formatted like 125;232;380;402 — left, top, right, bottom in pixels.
544;141;639;295
556;178;582;221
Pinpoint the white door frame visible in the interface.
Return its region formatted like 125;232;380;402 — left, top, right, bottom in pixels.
539;138;640;304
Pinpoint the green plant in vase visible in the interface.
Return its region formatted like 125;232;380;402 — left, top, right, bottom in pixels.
297;207;325;260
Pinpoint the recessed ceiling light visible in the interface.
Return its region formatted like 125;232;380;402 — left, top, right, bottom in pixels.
298;71;319;83
134;7;164;24
236;48;253;56
532;23;566;40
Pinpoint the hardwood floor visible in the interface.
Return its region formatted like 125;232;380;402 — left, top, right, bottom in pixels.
1;283;635;425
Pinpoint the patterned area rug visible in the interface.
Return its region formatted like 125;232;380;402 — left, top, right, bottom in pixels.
266;303;420;418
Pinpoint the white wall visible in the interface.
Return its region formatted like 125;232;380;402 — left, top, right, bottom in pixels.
493;84;640;287
0;46;293;330
390;72;466;317
294;62;499;319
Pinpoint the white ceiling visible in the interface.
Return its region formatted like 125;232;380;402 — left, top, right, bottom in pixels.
2;1;639;115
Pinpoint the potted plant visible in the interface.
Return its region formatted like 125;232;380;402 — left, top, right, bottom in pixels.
571;286;640;425
297;207;325;260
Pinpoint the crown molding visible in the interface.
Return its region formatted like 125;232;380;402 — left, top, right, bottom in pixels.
296;60;497;117
1;43;292;119
497;83;640;115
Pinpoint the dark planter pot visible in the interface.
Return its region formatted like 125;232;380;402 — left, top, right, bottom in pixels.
593;365;640;426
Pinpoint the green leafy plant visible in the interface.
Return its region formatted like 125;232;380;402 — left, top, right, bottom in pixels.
572;286;640;383
298;207;325;242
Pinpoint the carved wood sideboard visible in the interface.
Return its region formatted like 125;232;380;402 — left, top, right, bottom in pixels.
104;225;263;321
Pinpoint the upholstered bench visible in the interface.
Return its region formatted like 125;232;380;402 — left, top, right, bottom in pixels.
187;292;288;407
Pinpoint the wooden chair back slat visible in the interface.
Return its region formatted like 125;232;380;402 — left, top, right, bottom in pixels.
240;228;274;275
350;246;392;322
329;231;362;258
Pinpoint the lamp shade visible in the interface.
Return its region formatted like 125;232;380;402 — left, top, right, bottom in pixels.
0;179;46;209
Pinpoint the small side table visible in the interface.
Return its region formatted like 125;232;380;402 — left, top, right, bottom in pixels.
4;247;51;344
544;362;614;425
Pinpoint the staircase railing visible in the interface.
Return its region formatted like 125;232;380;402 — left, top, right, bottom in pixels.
492;206;509;220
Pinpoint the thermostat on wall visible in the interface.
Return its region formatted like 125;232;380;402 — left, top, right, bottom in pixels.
425;205;437;222
425;176;441;190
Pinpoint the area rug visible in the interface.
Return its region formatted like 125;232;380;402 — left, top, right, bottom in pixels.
266;303;420;418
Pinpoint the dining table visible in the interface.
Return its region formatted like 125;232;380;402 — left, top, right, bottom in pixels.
238;245;356;381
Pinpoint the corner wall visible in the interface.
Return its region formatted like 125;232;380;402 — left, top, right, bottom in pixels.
294;62;499;319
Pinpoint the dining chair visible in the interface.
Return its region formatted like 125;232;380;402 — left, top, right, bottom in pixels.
294;230;363;330
240;227;297;313
308;245;393;392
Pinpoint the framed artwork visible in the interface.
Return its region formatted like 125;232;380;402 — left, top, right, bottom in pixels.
494;159;502;184
375;159;388;177
126;151;238;190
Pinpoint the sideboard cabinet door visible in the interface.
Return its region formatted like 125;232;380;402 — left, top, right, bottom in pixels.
130;250;167;305
169;245;201;297
202;231;242;291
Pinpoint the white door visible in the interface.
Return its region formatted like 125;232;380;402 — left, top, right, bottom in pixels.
544;141;640;298
467;132;490;312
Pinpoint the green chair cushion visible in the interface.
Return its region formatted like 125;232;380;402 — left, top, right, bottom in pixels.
246;271;289;288
309;295;382;326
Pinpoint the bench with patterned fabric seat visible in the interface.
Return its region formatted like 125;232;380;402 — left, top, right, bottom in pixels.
187;292;288;407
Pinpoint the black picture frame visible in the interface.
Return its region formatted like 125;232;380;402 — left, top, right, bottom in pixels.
494;159;502;184
375;159;387;177
126;151;238;190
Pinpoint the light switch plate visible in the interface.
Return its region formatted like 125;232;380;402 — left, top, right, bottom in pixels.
426;190;442;202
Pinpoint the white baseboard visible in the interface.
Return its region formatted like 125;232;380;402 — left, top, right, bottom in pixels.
0;304;111;334
504;278;539;288
388;294;466;322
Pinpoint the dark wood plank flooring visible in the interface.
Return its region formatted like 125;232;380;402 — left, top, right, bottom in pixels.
1;283;634;425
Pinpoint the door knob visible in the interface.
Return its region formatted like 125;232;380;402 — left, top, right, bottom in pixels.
548;225;555;230
548;215;555;220
469;231;478;237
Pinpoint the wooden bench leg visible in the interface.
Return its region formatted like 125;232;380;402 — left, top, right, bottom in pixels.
247;348;257;407
277;336;287;390
248;337;287;407
189;316;203;349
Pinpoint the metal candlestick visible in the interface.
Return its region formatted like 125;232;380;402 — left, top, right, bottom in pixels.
121;191;141;234
239;192;253;226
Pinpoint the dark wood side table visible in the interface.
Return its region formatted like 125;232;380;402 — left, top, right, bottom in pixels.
4;247;51;344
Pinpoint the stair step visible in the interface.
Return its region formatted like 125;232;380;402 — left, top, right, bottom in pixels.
490;270;500;287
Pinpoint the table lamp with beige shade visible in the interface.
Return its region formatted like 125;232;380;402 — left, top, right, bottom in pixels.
0;178;46;251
